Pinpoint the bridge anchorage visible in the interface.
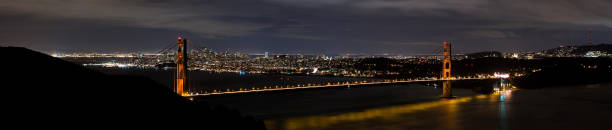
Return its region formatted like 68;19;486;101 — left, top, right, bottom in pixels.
440;41;456;98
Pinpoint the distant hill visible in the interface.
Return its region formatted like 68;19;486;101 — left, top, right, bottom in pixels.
465;51;502;59
543;44;612;56
571;44;612;54
510;57;612;88
0;47;265;129
355;57;402;71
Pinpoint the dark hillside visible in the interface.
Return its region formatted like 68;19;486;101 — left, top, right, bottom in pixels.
0;47;265;129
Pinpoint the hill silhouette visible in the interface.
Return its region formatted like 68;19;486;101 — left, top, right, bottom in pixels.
1;47;265;129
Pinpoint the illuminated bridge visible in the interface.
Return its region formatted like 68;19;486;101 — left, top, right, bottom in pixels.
163;36;508;97
183;76;502;97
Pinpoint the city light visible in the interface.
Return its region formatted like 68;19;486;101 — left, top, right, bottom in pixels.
493;73;510;78
82;62;138;68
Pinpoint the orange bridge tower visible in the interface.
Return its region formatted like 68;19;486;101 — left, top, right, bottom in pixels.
442;41;451;79
175;35;188;96
441;41;454;98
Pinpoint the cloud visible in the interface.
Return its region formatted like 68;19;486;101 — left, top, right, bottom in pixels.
0;0;611;54
464;30;518;39
3;0;610;38
276;34;329;40
378;41;440;46
268;0;612;27
0;0;272;37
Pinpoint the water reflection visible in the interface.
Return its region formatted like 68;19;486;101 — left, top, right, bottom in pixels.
265;79;516;130
265;96;476;130
442;98;458;130
498;79;512;130
499;97;507;130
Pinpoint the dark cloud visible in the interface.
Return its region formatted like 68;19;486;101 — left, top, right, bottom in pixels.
0;0;611;54
464;30;519;39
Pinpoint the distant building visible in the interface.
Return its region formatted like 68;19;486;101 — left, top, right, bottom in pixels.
511;53;519;59
585;51;603;57
264;52;269;58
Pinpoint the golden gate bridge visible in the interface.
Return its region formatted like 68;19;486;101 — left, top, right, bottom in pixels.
162;35;505;97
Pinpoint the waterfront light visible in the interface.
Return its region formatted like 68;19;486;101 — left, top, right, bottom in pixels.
494;73;510;78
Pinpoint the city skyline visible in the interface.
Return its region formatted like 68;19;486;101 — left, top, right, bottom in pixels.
1;0;612;54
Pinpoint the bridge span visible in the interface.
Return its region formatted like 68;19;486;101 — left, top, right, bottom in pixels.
184;76;499;97
170;39;505;97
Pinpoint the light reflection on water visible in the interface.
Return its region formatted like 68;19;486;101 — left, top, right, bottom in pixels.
498;81;512;130
265;95;480;130
265;82;515;130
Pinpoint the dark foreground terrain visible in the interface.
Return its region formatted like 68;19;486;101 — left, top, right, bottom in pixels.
1;47;265;129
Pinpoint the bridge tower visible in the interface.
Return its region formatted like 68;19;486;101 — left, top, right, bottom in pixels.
441;41;455;98
175;35;188;96
442;41;451;79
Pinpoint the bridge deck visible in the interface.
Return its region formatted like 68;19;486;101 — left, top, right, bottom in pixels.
184;77;497;97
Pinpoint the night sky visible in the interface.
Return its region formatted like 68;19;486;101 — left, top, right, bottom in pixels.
1;0;611;55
